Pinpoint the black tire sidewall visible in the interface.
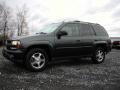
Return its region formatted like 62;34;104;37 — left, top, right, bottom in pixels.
25;48;49;71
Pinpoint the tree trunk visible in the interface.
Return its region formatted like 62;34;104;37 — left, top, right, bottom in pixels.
3;21;7;45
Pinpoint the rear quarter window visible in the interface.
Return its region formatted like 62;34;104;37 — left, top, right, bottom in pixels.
92;24;108;36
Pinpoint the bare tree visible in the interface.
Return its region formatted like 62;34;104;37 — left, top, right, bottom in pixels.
16;5;29;36
0;2;11;43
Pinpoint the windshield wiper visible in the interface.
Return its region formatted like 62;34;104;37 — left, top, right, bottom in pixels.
36;32;47;34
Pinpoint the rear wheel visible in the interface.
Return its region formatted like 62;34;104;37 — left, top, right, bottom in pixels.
25;48;49;71
92;47;105;64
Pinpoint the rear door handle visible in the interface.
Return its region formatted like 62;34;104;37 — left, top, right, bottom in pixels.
76;40;80;42
94;40;98;41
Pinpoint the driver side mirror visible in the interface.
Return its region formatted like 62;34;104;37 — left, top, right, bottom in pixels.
57;31;68;39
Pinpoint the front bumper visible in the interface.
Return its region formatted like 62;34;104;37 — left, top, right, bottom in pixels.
2;47;24;63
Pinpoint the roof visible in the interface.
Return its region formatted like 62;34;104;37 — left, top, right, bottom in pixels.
62;20;98;25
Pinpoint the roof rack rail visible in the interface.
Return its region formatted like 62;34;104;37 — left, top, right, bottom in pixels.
74;20;80;22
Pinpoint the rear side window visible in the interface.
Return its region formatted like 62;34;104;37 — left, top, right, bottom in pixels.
77;23;95;36
92;24;108;36
60;23;79;36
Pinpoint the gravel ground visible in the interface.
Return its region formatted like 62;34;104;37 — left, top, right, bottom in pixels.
0;48;120;90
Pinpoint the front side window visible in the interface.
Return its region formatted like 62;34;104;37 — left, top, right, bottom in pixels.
60;23;79;36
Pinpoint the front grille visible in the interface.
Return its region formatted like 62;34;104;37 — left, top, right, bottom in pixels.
6;40;12;45
6;40;12;50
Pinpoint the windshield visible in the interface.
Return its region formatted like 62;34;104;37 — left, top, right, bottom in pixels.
36;23;61;34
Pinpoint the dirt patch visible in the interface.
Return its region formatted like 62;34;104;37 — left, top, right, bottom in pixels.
0;48;120;90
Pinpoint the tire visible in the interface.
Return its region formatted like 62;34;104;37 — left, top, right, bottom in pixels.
92;47;105;64
25;48;49;71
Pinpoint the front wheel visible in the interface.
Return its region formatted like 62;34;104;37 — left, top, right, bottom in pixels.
25;48;49;71
92;47;105;64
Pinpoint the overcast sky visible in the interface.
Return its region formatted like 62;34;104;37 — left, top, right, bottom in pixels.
1;0;120;37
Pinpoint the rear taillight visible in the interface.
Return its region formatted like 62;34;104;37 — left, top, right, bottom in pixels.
113;41;120;45
119;41;120;44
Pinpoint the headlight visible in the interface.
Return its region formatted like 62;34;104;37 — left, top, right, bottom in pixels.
11;40;21;49
11;41;21;46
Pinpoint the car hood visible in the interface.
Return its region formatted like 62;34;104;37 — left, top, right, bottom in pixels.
10;34;52;44
10;34;46;40
10;35;31;40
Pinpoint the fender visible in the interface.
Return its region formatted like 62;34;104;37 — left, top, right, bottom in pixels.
93;40;109;53
21;40;55;57
94;40;108;46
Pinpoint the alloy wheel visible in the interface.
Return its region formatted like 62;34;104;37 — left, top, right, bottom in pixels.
30;52;46;69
